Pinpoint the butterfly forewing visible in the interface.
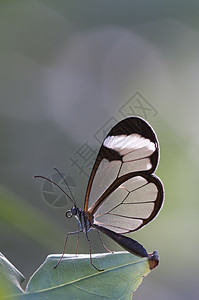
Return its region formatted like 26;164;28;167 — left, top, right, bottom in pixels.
84;117;164;232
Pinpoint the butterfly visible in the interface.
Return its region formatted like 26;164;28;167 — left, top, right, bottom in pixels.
35;116;164;271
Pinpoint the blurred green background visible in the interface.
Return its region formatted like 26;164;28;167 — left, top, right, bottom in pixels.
0;1;199;299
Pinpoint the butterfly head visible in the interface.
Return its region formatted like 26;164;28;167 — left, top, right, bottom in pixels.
65;206;78;218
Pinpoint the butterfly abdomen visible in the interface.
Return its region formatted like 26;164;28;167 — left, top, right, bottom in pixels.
94;224;148;257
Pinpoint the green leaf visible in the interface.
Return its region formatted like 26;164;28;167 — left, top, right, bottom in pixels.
0;252;158;299
0;252;25;298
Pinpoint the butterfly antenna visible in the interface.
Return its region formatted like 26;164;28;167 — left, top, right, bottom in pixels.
53;167;76;206
34;175;76;206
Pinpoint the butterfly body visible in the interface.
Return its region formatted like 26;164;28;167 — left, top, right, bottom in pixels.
67;205;149;259
68;207;92;233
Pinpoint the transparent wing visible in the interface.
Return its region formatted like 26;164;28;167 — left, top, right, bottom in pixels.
93;174;163;234
84;117;164;231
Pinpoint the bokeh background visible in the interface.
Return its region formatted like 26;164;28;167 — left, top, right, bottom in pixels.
1;1;199;299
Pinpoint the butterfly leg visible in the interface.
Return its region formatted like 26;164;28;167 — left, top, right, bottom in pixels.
75;226;80;255
85;232;104;272
54;229;83;269
97;229;114;253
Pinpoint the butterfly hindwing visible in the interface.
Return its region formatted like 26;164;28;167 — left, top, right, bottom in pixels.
93;174;163;233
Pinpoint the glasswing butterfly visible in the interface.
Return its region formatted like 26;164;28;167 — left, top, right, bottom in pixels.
35;116;164;271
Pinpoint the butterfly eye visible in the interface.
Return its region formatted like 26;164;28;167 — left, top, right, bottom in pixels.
71;207;77;215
